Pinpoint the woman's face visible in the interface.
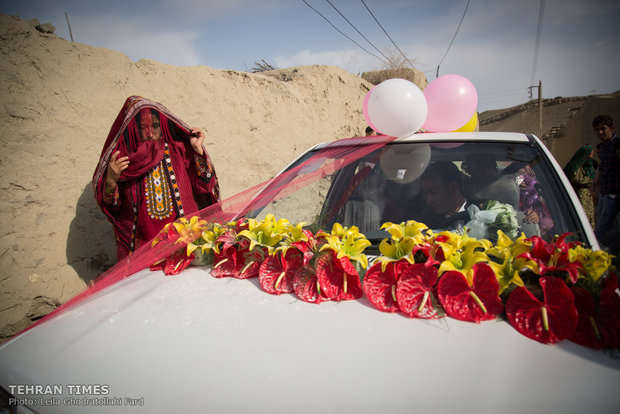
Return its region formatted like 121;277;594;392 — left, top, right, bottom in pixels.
139;110;161;141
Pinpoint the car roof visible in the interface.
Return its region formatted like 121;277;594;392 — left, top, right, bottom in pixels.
311;132;531;150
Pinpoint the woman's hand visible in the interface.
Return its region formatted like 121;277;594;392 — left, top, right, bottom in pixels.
105;150;129;191
190;127;205;156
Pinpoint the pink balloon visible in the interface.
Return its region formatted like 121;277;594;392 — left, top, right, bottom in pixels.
362;86;378;132
422;74;478;132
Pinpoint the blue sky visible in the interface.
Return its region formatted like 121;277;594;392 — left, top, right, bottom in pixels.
2;0;619;111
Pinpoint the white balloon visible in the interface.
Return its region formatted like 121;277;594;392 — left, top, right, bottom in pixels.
379;143;431;183
366;78;428;137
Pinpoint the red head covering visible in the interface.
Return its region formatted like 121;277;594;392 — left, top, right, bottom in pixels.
93;96;220;259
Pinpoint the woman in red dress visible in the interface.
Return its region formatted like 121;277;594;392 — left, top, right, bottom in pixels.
93;96;220;260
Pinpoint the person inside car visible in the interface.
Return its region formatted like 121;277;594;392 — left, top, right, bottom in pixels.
462;153;520;209
500;162;555;237
420;161;469;229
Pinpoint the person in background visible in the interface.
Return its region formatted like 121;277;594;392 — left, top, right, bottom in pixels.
598;138;620;258
563;145;597;227
591;115;620;243
93;96;220;260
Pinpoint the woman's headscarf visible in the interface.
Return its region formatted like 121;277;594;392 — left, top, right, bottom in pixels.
93;96;219;258
564;145;596;180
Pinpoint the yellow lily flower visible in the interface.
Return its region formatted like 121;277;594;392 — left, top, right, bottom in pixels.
486;231;537;293
319;225;371;269
172;216;207;244
317;223;361;239
151;216;207;253
285;222;308;241
435;232;491;285
199;223;226;255
376;237;416;272
568;245;611;282
170;216;208;256
491;231;532;257
381;220;428;243
238;214;291;253
274;222;308;255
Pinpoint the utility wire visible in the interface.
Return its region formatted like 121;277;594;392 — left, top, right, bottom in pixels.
360;0;416;69
530;0;545;86
436;0;470;77
325;0;391;63
301;0;388;65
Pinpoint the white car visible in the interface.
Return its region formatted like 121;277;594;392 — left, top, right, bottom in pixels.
1;132;618;414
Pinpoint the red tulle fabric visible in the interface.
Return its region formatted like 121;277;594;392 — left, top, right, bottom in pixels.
18;133;398;336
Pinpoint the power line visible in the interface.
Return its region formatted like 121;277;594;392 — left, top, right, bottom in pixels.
436;0;470;78
325;0;391;62
479;87;530;98
360;0;416;69
301;0;388;65
530;0;545;86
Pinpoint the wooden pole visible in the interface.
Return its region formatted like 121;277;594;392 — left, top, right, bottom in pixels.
65;12;74;42
538;80;543;139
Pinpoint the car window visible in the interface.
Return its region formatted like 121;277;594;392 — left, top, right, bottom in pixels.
251;139;587;246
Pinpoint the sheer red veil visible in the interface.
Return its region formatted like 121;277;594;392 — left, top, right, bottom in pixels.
19;98;396;335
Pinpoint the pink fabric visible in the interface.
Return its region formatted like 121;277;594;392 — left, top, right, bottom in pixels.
18;134;396;337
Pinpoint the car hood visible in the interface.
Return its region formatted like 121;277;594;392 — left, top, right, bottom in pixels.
1;267;619;414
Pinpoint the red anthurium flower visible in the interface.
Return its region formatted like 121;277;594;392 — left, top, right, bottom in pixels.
412;243;433;263
292;232;324;268
293;266;329;304
316;250;363;301
396;262;441;319
259;249;303;295
506;276;578;344
209;220;255;278
430;234;449;262
569;287;602;349
236;247;266;279
150;249;195;276
437;262;503;323
363;260;412;313
211;243;257;279
570;276;620;350
587;273;620;349
528;233;580;259
211;245;240;278
526;234;583;283
151;221;182;247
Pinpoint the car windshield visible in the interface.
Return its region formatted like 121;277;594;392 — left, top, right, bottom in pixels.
247;136;587;249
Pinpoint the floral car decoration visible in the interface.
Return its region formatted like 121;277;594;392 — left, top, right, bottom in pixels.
151;215;619;350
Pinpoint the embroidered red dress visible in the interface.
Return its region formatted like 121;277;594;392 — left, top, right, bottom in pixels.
93;96;220;260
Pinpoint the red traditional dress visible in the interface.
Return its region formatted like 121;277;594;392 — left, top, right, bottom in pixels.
93;96;220;260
